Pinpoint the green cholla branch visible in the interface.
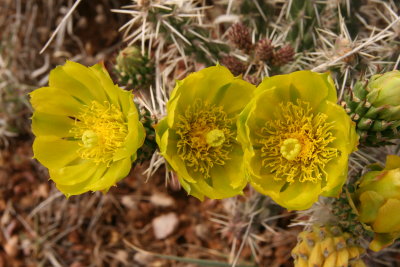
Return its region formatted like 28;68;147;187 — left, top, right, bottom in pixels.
136;107;158;164
331;189;372;240
286;0;318;50
127;1;229;65
114;46;155;90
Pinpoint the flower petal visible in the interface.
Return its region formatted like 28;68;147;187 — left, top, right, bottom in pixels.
384;155;400;170
278;181;322;210
88;158;132;191
31;112;75;137
369;232;399;252
372;198;400;233
30;86;82;116
257;71;337;111
55;166;107;196
160;129;197;184
33;136;80;169
113;106;145;161
250;174;285;205
168;66;234;127
358;190;385;223
211;77;256;116
49;65;94;104
89;63;120;105
49;160;99;186
61;61;108;102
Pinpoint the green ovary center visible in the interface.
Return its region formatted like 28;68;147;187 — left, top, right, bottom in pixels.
280;138;301;161
82;130;98;148
206;129;225;147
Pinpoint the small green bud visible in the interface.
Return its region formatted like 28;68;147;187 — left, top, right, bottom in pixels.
367;70;400;120
114;46;154;89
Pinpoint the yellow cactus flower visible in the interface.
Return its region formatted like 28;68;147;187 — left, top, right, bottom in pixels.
155;65;256;200
30;61;145;196
354;155;400;251
238;71;358;210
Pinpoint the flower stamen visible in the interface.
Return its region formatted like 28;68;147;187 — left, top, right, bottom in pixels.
176;99;234;177
257;100;338;183
70;101;128;165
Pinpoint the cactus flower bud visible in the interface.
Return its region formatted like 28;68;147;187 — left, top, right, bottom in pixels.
292;225;366;267
354;155;400;251
114;46;154;89
366;70;400;120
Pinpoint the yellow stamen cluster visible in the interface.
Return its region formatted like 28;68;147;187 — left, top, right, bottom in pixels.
257;100;338;183
70;101;128;165
175;99;234;177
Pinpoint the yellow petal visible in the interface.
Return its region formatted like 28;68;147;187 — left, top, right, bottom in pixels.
113;106;145;161
191;175;244;200
249;173;286;206
49;65;93;104
31;112;74;137
160;127;198;184
49;160;99;186
369;232;399;252
30;86;81;116
212;144;246;189
89;63;120;105
55;165;107;196
358;190;384;223
175;65;234;107
384;155;400;170
278;181;322;210
372;198;400;233
212;77;256;116
321;152;348;197
61;61;108;103
33;136;80;169
317;101;358;195
257;70;337;111
88;158;132;191
318;101;358;154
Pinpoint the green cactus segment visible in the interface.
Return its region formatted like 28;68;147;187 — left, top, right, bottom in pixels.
146;4;229;65
343;71;400;146
292;225;366;267
331;190;371;239
114;46;155;90
136;108;158;163
287;0;317;50
237;0;273;34
353;155;400;251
